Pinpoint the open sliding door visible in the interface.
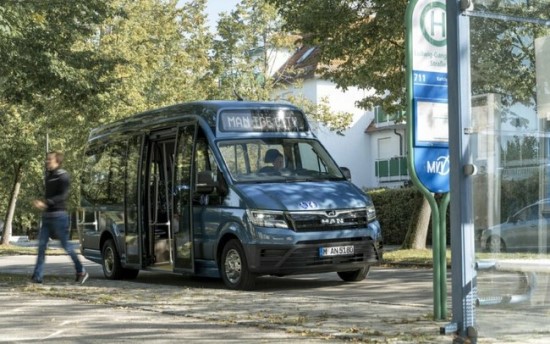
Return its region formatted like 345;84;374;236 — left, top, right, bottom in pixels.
173;123;196;272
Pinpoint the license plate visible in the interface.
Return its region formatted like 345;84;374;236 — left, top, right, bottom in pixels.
319;245;354;257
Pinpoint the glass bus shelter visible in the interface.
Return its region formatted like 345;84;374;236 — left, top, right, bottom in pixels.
447;0;550;342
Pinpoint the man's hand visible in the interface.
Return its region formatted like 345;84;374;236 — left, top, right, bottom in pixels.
32;199;47;211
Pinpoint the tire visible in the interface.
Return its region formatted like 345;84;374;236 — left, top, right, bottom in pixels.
486;235;506;253
337;266;370;282
102;239;141;280
220;239;256;290
102;239;124;280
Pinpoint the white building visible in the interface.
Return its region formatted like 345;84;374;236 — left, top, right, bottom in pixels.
271;45;408;189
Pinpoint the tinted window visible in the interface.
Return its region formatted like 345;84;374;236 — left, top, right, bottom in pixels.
218;139;344;183
82;141;127;205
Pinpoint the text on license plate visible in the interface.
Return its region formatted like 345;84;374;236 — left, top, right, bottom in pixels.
319;245;354;257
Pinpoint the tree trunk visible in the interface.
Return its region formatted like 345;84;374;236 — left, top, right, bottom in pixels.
401;195;431;249
1;163;24;246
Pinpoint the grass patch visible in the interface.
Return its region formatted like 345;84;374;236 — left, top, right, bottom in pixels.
0;273;29;285
384;248;549;267
383;249;450;267
3;242;548;269
0;244;74;256
0;273;73;287
0;245;38;255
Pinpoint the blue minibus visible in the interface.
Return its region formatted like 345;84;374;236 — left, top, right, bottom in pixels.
78;101;383;289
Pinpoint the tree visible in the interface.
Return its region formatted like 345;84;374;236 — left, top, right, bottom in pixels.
267;0;408;116
469;2;550;129
212;0;293;100
268;0;550;249
401;196;431;249
212;0;353;133
0;0;220;245
95;0;215;122
0;1;120;245
504;135;539;164
0;1;120;110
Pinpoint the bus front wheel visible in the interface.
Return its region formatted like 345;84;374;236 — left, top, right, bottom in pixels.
337;266;370;282
102;239;124;280
221;239;256;290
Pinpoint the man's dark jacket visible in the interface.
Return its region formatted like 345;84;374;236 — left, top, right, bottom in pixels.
45;168;70;213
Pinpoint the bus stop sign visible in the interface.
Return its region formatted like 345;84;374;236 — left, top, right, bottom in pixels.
408;0;449;193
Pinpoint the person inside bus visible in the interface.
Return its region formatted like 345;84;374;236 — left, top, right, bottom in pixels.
260;149;284;173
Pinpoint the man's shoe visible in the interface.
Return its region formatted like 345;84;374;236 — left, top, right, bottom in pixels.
30;275;43;284
76;272;89;285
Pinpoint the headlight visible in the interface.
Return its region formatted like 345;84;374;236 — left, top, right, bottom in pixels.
247;210;289;228
367;205;377;222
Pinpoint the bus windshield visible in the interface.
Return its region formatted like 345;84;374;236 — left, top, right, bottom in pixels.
218;139;345;183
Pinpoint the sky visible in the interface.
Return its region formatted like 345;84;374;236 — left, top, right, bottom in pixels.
182;0;241;30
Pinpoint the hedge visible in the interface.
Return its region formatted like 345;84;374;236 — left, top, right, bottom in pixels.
368;187;424;246
368;175;540;247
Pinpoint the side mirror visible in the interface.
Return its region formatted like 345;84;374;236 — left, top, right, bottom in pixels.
195;170;217;194
340;166;351;181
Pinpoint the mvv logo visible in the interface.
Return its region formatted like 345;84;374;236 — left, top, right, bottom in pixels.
426;155;450;176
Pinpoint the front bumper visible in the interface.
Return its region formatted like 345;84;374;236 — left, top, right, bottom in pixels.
245;237;383;276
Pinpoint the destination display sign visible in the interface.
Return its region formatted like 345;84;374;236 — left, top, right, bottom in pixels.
220;110;308;132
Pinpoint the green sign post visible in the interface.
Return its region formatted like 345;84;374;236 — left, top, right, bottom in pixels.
405;0;450;320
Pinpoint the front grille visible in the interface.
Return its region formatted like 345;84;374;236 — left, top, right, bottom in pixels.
287;209;368;232
258;238;381;270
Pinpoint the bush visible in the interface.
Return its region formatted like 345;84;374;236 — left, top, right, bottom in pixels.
368;187;424;245
368;175;540;247
367;187;450;246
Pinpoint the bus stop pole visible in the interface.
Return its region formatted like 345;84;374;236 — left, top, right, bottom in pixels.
439;192;450;317
444;0;478;341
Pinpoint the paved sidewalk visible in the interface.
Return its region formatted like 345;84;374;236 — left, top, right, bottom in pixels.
0;289;330;343
1;254;549;343
0;254;452;343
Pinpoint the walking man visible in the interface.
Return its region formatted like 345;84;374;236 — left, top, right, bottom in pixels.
31;151;88;284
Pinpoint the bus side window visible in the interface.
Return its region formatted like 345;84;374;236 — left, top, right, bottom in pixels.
82;142;126;206
195;139;225;206
219;143;251;178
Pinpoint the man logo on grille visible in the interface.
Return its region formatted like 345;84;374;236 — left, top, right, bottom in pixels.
321;218;344;225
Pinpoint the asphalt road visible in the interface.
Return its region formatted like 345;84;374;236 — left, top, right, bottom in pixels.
1;254;549;343
0;254;449;343
0;253;437;306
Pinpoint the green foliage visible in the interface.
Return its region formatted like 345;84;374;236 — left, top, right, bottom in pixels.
95;0;215;122
504;136;539;162
267;0;408;115
212;0;292;100
0;103;46;233
287;95;353;135
0;1;120;109
370;188;452;246
0;0;359;241
470;2;550;108
211;0;354;134
0;1;123;241
369;187;424;245
500;175;540;222
371;177;541;247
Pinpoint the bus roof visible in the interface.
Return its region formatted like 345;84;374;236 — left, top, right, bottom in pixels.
88;100;303;143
